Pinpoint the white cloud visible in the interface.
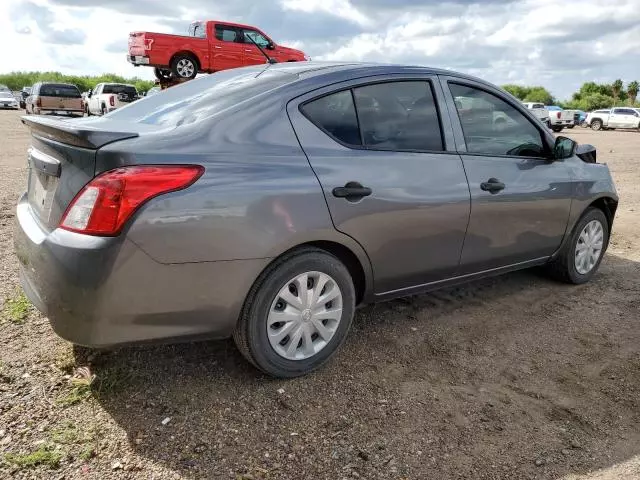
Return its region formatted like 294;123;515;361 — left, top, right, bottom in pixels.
1;0;639;99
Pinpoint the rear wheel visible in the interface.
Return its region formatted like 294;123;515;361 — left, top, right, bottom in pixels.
551;126;564;133
171;55;198;79
591;119;603;131
546;208;609;284
101;105;106;116
234;248;356;378
154;67;173;81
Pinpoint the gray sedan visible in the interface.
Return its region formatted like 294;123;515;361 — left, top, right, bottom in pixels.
15;63;618;377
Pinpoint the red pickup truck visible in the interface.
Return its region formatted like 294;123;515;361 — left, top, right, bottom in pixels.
128;20;308;80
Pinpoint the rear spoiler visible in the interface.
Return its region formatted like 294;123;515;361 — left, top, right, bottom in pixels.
22;116;138;150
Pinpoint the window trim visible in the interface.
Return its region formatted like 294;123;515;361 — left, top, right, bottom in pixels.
445;79;552;160
299;79;447;155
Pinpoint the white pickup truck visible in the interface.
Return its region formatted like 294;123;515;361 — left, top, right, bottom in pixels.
545;106;574;132
586;107;640;131
522;102;551;128
86;83;139;116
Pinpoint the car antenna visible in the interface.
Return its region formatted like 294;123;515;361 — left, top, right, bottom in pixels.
244;32;278;65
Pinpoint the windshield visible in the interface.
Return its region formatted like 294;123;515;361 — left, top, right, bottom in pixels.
103;84;138;95
0;92;14;99
188;22;206;38
39;84;81;98
108;65;297;127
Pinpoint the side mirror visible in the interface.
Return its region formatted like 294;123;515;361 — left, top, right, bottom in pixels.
266;42;275;50
87;91;92;98
553;136;576;160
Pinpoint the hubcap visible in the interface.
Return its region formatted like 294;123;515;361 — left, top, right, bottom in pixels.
176;59;195;77
574;220;604;275
267;271;343;361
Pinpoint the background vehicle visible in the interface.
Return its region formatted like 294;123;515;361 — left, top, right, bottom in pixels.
522;102;551;128
86;83;139;116
0;84;10;93
128;20;307;80
25;82;83;116
586;108;640;131
546;105;574;132
19;87;32;108
0;91;19;109
15;63;618;378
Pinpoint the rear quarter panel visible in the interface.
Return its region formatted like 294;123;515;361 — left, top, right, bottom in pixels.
146;33;209;69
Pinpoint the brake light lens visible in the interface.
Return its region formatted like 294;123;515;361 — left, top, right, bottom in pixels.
109;95;115;107
556;111;561;119
60;165;204;236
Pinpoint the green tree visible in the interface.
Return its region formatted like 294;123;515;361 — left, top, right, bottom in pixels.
612;79;624;105
0;71;154;94
502;84;530;100
523;87;554;105
628;81;639;106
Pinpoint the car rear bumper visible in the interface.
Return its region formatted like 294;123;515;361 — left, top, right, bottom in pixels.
14;194;268;347
33;108;83;116
127;55;150;66
550;119;573;126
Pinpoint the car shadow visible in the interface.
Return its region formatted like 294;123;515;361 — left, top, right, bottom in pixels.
83;252;640;479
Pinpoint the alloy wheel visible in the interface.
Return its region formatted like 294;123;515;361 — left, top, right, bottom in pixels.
575;219;604;275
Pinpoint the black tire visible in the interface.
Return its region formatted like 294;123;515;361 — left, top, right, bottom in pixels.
233;248;356;378
170;54;198;79
591;119;603;131
551;126;564;133
567;125;575;129
86;104;91;116
154;67;173;81
101;105;106;116
546;207;609;284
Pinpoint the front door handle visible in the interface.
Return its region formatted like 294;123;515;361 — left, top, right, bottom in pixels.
332;182;372;200
480;178;505;194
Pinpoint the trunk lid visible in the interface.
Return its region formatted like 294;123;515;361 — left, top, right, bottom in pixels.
22;116;139;230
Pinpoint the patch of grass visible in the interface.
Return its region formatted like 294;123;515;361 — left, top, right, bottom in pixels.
92;366;133;397
54;348;76;374
3;293;31;324
51;422;81;445
56;367;95;407
4;444;63;469
79;444;95;461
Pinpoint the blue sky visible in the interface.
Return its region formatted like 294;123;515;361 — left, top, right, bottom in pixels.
1;0;639;99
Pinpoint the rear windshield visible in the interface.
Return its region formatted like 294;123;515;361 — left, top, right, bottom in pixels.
39;84;81;98
108;65;297;127
103;84;138;95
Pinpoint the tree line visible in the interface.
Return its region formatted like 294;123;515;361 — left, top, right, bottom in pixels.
1;71;638;112
0;71;155;94
502;79;639;111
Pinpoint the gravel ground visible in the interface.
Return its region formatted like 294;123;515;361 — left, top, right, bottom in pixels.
0;110;639;480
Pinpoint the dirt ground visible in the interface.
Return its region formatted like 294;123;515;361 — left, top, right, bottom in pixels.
0;109;639;480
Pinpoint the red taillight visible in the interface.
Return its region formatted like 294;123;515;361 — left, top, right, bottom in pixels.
36;97;41;107
109;95;115;107
556;112;561;119
60;165;204;236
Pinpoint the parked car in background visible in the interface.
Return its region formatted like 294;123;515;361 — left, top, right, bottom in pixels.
15;62;618;378
25;82;84;117
19;87;32;109
522;102;551;128
128;20;308;80
0;90;19;109
575;110;587;126
0;84;10;93
86;83;139;116
586;107;640;131
546;106;574;132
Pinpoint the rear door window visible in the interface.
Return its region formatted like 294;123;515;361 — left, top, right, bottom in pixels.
215;25;239;42
301;80;444;152
301;90;361;146
353;81;443;151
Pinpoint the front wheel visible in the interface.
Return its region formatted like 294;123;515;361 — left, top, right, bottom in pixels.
234;248;356;378
546;208;609;284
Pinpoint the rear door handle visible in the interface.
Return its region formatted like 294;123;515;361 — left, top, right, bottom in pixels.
480;178;505;194
332;182;372;200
